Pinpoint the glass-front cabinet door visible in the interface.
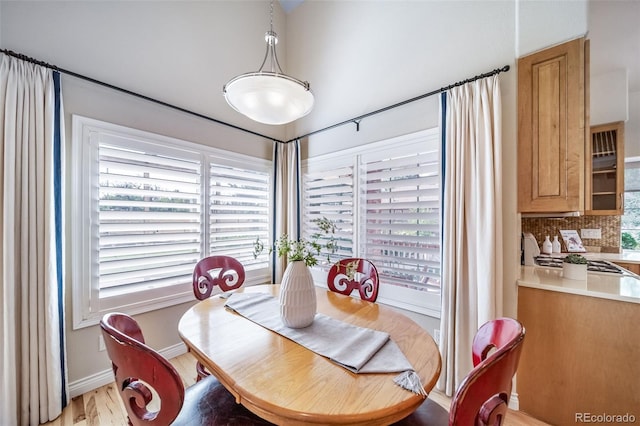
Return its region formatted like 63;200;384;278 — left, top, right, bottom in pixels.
586;121;624;214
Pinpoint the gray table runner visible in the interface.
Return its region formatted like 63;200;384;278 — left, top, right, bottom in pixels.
224;292;427;395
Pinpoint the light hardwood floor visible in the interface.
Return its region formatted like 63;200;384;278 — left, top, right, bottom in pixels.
42;352;550;426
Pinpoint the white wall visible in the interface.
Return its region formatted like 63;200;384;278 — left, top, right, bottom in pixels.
588;0;639;156
628;91;640;158
1;1;284;155
0;0;283;394
591;69;629;125
289;0;519;155
516;0;588;57
1;0;590;396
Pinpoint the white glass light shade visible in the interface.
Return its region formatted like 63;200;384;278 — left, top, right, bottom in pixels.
224;72;314;125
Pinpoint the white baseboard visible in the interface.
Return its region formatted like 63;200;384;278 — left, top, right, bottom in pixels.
68;342;188;398
509;391;520;410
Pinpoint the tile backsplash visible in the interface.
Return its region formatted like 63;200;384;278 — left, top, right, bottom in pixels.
521;215;621;253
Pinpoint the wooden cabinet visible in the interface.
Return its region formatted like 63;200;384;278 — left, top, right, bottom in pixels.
517;286;640;425
518;37;588;213
585;121;625;214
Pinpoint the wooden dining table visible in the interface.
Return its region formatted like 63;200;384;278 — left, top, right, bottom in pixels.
178;284;442;425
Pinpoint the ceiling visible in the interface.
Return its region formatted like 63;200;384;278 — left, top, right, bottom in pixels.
281;1;638;92
589;0;640;92
279;0;304;14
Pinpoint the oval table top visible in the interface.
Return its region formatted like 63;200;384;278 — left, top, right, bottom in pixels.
178;284;441;425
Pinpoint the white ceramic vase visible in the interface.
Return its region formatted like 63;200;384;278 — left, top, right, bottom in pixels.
563;262;587;280
279;261;317;328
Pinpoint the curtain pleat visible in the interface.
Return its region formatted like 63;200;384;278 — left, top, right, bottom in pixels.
0;54;67;425
271;140;301;283
438;75;503;396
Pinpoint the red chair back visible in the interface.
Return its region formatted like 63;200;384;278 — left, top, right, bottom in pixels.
448;318;525;425
471;317;524;367
327;258;380;302
100;312;185;426
193;255;245;300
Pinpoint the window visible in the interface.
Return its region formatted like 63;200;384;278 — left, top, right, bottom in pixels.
208;157;271;280
303;128;441;316
71;116;271;328
622;157;640;250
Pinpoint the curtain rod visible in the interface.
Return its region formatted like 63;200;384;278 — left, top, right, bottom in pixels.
0;48;284;144
1;49;509;145
285;64;510;143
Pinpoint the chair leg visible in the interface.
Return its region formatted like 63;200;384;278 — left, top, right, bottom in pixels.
196;360;210;382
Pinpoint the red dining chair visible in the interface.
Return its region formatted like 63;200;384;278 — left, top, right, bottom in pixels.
394;317;526;425
327;258;380;302
193;255;246;300
192;255;245;380
100;312;273;426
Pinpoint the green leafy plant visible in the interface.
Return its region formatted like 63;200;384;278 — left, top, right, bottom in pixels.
621;232;638;250
253;217;337;267
563;253;588;264
342;259;360;280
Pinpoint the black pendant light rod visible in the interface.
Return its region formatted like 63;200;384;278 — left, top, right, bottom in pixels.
0;49;284;144
285;64;510;143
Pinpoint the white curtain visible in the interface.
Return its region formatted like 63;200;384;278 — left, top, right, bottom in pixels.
271;140;302;283
0;54;67;425
438;75;503;396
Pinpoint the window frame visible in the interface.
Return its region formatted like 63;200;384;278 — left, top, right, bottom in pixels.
302;128;442;317
71;115;272;329
621;156;640;251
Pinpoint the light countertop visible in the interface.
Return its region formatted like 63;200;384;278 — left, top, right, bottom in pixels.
518;266;640;304
532;251;640;264
590;251;640;264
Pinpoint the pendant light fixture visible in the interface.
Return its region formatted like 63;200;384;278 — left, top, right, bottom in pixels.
223;0;314;125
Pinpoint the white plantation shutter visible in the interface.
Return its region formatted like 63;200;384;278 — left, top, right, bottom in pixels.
302;128;441;315
72;116;272;327
303;161;355;261
98;141;202;295
360;146;441;293
209;160;271;273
